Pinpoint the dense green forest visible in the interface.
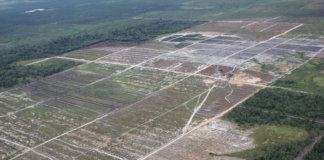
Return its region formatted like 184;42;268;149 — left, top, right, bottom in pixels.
225;88;324;130
0;20;202;90
223;88;324;159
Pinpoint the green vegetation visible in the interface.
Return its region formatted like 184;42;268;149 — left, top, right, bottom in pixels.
63;49;112;61
222;88;324;159
251;58;281;73
261;64;280;73
305;137;324;160
274;58;324;96
292;52;306;60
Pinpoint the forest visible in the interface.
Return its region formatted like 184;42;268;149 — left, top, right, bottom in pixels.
225;88;324;129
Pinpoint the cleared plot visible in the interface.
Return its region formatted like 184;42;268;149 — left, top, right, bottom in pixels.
162;34;210;43
309;40;324;47
296;45;323;52
63;49;112;61
49;69;169;115
232;70;275;84
244;22;275;32
198;65;274;84
15;151;50;160
138;41;179;51
317;50;324;58
159;49;223;65
191;49;235;57
185;21;300;41
81;80;145;104
159;41;254;65
274;58;324;96
50;70;105;87
263;23;298;33
142;58;180;69
85;41;136;52
47;67;186;116
143;58;207;74
230;51;259;60
109;67;185;94
16;69;106;101
0;139;26;160
174;42;192;49
49;79;259;160
240;50;312;77
35;140;88;160
18;82;69;101
77;62;128;76
34;139;122;160
218;57;248;67
53;95;119;115
0;105;98;148
199;65;235;77
50;76;210;159
172;62;207;73
201;35;244;45
283;23;324;40
193;84;261;121
285;39;314;45
146;119;254;160
242;22;299;40
0;90;34;116
76;150;121;160
101;48;166;65
188;43;234;51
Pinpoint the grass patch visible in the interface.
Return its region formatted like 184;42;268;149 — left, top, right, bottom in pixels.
274;58;324;96
253;126;308;147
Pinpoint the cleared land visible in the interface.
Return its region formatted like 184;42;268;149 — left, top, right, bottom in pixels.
1;19;324;160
